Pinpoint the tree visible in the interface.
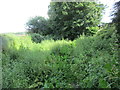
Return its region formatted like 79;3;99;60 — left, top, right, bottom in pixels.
112;1;120;46
48;2;104;40
26;16;49;35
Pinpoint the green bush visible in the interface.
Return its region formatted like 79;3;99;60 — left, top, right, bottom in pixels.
71;32;119;88
30;33;53;43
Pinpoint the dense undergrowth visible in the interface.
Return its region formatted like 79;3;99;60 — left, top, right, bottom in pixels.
1;27;120;88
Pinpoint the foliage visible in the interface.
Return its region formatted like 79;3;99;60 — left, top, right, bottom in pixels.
112;1;120;48
26;16;49;35
48;2;104;40
29;33;53;43
1;1;119;88
1;27;119;89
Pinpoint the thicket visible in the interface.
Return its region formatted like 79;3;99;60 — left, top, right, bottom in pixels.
1;24;119;88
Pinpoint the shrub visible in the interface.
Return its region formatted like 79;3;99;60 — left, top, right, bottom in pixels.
30;33;53;43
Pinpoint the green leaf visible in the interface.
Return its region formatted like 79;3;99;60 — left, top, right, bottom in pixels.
105;63;112;72
99;79;109;88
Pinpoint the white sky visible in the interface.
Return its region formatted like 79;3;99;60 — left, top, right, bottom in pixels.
100;0;119;23
0;0;119;33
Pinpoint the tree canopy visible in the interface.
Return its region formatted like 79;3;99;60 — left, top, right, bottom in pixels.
26;16;49;35
26;2;104;40
112;1;120;47
48;2;104;40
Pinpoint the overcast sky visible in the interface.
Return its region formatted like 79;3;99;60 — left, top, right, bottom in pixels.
0;0;119;33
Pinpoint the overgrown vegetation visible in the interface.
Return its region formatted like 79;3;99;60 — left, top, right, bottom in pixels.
1;24;119;88
1;1;120;89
